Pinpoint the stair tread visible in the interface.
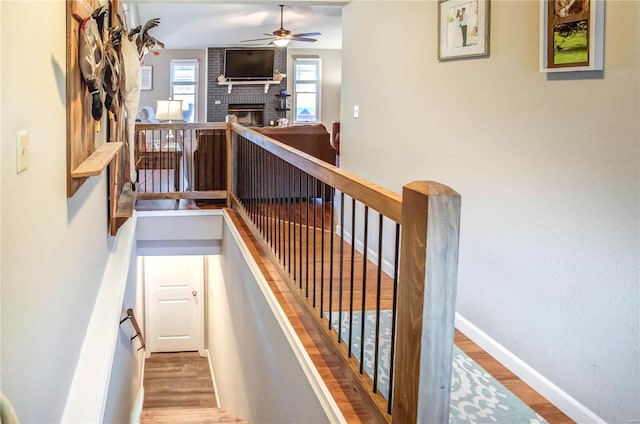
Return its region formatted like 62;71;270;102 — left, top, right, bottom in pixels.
141;407;246;423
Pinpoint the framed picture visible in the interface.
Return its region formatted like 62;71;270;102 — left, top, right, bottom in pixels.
140;65;153;90
540;0;604;72
438;0;490;61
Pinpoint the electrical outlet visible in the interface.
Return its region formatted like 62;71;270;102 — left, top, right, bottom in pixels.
353;105;359;119
16;130;29;174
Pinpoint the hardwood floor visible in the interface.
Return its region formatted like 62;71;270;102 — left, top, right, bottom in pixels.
143;352;217;410
141;352;249;423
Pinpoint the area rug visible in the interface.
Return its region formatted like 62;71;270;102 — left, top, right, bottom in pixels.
325;310;547;424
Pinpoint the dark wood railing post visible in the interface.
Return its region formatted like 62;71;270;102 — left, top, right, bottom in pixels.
392;181;461;423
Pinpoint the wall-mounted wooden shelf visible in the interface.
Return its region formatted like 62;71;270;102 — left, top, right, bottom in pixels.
67;1;134;236
218;80;281;94
71;142;123;178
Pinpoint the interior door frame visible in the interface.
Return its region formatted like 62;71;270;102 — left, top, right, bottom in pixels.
143;255;206;356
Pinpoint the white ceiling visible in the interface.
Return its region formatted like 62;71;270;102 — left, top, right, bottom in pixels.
126;2;345;50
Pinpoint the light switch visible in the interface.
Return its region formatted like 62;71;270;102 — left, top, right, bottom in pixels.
16;130;29;174
353;105;359;119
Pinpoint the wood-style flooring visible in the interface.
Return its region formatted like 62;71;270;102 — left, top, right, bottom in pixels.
141;352;246;423
135;199;573;424
143;352;216;409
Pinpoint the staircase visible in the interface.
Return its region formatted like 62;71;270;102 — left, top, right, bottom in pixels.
141;352;246;424
141;407;246;423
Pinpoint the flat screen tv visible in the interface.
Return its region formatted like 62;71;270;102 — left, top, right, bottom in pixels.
224;49;275;80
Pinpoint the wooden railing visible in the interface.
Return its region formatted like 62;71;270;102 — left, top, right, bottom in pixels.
130;121;460;422
228;123;461;423
133;123;229;203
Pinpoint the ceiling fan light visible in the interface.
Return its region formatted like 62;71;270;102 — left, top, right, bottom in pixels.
273;37;290;47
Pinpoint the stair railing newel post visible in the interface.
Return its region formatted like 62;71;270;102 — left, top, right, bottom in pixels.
391;181;461;423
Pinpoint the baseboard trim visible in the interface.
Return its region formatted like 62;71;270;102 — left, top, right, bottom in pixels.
130;348;146;424
455;313;606;424
204;349;222;408
129;386;144;424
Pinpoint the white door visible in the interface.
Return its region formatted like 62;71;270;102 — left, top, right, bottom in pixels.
145;255;204;353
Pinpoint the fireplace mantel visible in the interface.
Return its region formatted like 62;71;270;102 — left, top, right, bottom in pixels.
218;80;282;94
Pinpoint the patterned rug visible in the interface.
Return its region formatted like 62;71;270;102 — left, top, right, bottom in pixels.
326;310;547;424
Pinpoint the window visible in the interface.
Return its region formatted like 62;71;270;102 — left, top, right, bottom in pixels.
293;58;321;123
170;60;198;123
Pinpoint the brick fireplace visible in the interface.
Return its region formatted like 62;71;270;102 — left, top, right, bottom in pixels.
207;48;287;126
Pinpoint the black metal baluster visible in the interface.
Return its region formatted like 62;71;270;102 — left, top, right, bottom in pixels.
262;148;267;237
305;173;310;298
278;159;287;267
249;142;254;214
269;153;274;247
328;187;335;330
278;157;284;263
373;213;384;393
254;143;259;229
287;162;292;274
298;168;303;289
320;181;326;318
253;142;258;223
266;152;270;245
348;197;356;357
259;145;263;229
293;167;297;281
246;140;251;216
359;205;369;374
387;223;401;413
338;192;345;343
312;177;317;308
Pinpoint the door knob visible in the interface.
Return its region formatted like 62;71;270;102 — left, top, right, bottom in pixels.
192;291;197;297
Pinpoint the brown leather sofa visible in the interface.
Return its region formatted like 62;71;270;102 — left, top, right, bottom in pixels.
254;124;337;166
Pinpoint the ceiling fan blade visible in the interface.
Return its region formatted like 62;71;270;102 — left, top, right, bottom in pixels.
241;6;322;45
241;36;275;42
291;32;321;38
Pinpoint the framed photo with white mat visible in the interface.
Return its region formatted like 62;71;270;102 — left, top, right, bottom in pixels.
438;0;490;61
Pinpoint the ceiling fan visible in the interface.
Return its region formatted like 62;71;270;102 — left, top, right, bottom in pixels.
241;4;321;47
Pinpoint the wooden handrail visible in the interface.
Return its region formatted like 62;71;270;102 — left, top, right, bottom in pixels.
231;123;403;223
135;122;228;131
120;308;146;351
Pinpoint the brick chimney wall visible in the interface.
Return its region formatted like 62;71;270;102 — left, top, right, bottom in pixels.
207;47;287;125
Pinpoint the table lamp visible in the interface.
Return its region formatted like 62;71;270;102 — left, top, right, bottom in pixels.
155;99;184;123
155;99;183;145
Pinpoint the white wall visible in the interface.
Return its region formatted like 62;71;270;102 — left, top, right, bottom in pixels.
0;1;113;421
341;1;639;423
207;216;339;423
138;49;208;122
103;251;141;424
287;48;342;134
